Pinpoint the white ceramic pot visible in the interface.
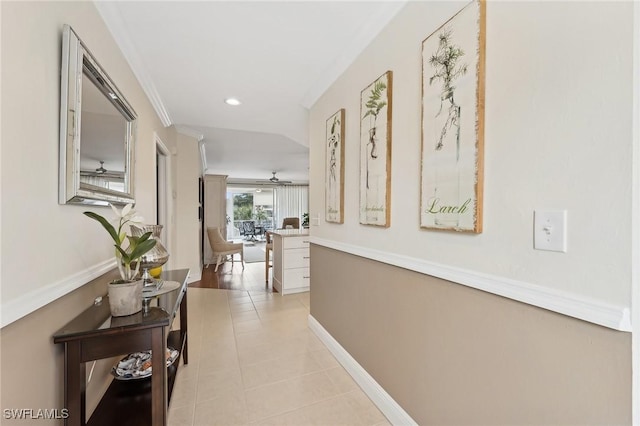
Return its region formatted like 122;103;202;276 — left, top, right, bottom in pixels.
107;279;143;317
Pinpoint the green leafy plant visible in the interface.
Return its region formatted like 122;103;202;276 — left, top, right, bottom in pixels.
84;204;156;282
253;206;267;222
428;27;467;156
362;79;387;160
302;213;309;227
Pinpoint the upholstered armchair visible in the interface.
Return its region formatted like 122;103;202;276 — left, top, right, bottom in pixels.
206;227;244;272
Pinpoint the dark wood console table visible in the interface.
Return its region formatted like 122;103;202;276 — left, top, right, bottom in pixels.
53;269;189;426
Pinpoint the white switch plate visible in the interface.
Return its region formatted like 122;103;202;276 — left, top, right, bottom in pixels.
534;210;567;252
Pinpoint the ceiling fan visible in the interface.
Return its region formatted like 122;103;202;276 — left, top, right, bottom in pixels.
95;161;107;174
254;171;292;185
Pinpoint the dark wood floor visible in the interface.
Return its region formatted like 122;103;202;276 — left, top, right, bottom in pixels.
189;258;276;293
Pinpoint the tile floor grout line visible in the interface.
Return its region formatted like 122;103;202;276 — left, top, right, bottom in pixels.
228;289;254;407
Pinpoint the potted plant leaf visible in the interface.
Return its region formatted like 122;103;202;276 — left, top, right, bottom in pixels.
84;204;157;316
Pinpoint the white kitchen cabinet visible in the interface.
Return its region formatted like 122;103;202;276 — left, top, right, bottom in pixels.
271;229;310;295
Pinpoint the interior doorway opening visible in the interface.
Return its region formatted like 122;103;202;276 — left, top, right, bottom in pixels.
155;135;172;264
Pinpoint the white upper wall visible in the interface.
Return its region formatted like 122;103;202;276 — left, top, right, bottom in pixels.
0;1;176;324
309;1;634;307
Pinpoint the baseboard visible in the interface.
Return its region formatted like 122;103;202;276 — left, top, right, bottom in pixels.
187;270;201;283
308;315;417;426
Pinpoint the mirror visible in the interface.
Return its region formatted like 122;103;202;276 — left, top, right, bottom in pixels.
59;24;137;206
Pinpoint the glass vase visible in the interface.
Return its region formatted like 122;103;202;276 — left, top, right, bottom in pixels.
130;224;170;272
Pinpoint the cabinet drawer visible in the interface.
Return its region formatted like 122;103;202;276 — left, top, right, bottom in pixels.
283;236;310;249
283;268;311;289
283;248;310;269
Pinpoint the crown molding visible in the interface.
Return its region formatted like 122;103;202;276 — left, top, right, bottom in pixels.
300;1;407;109
94;2;172;127
174;125;204;141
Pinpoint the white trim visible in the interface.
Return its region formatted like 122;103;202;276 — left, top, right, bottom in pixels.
308;315;417;426
1;259;116;328
155;133;174;269
300;2;407;109
94;2;172;127
311;237;631;332
631;1;640;423
187;270;201;284
199;140;208;176
174;125;204;142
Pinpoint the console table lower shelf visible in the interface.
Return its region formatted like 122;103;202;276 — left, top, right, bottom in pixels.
87;330;185;426
53;269;189;426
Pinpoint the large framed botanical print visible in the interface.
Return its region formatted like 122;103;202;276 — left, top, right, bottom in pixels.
360;71;392;227
325;109;345;223
420;0;485;233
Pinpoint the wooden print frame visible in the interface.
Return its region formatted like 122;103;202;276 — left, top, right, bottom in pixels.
420;0;485;233
360;71;392;227
325;109;345;223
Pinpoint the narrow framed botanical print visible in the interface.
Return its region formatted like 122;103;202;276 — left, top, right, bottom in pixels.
420;0;485;233
325;109;345;223
360;71;392;227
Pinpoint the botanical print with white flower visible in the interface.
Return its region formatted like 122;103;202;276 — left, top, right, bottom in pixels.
326;109;344;223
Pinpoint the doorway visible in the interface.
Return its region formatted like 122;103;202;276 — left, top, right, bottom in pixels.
155;134;172;265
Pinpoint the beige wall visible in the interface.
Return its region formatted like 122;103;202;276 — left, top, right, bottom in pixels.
175;131;203;282
307;0;635;423
1;270;120;423
311;245;631;424
0;1;196;422
308;1;634;307
1;0;176;313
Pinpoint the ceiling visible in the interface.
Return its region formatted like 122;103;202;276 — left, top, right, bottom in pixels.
95;1;406;184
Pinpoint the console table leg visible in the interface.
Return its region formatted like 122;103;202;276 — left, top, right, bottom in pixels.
180;290;188;364
64;341;85;426
150;327;168;426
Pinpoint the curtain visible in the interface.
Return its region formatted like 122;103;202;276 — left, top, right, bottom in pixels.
274;185;308;229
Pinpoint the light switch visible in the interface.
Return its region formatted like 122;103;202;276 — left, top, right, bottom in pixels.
534;210;567;252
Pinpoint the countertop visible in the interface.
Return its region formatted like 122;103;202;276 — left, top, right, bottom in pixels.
270;229;310;237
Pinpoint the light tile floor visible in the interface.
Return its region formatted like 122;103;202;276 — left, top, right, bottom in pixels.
168;288;390;426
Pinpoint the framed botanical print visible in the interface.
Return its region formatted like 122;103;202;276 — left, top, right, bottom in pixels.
420;0;485;233
360;71;392;227
325;109;345;223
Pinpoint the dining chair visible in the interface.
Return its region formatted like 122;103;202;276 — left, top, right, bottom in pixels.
242;221;258;241
265;231;273;283
207;227;244;272
281;217;300;229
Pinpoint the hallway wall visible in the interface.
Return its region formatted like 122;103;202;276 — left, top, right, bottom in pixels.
0;1;189;419
308;0;635;422
311;245;631;424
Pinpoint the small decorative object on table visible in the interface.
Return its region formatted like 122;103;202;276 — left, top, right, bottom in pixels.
84;204;157;317
130;224;169;285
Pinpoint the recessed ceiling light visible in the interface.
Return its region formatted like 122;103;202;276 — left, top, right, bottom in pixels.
224;97;241;106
